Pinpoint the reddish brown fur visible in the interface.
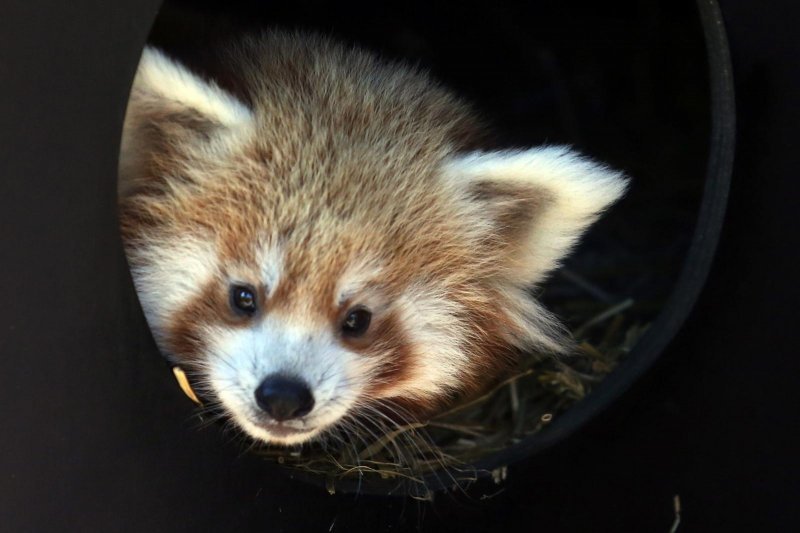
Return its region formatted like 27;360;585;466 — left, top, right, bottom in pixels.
118;31;612;438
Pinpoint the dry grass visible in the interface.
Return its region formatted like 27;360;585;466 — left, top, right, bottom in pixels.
255;274;650;497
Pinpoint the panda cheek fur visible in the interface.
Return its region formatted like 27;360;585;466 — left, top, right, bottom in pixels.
341;310;413;400
161;279;242;370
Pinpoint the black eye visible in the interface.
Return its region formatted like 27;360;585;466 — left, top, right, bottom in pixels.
342;307;371;337
231;285;257;315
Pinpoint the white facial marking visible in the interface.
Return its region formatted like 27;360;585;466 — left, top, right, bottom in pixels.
205;314;379;445
130;237;218;335
257;241;284;298
389;284;470;399
334;257;385;307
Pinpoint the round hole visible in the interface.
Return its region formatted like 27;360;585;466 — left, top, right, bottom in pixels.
120;0;732;497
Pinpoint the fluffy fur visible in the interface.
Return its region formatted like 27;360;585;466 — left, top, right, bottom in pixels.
118;32;627;446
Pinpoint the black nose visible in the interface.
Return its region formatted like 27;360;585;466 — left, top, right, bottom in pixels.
254;375;315;421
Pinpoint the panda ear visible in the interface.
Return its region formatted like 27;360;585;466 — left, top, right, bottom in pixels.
118;47;253;196
442;146;628;284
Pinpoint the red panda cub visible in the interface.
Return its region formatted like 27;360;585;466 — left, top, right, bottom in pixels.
118;32;627;446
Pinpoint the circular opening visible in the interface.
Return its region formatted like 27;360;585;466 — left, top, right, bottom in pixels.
120;0;732;497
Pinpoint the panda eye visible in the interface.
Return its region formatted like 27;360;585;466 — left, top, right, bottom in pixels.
230;285;257;315
341;307;372;337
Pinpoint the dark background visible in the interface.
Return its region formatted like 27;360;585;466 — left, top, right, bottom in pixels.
0;0;798;531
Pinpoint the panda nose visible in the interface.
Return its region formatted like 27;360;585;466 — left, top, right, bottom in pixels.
254;375;315;421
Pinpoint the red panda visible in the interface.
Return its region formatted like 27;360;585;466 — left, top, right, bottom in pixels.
118;31;627;446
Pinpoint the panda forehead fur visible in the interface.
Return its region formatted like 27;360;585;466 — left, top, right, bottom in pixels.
119;31;627;446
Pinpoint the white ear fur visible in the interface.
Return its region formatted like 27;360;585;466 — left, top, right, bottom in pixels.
443;146;628;284
130;46;252;127
119;47;253;196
